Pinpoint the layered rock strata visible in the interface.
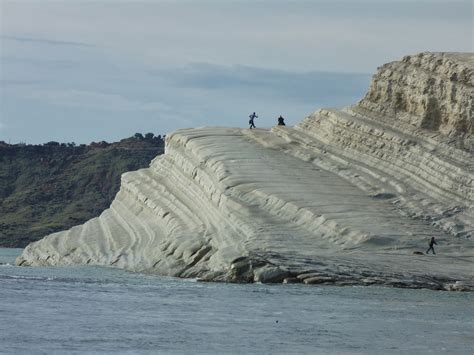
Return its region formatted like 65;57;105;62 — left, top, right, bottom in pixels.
359;52;473;150
17;52;474;291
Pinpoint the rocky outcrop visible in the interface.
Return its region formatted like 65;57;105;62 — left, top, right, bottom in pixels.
17;52;474;291
359;52;473;149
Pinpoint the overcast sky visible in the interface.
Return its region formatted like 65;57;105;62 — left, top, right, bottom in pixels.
0;0;472;144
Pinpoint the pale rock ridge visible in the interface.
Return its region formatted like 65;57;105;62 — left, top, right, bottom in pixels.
17;52;474;291
359;52;473;141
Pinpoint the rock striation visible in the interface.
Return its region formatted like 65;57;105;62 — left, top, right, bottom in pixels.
17;52;474;291
359;52;473;150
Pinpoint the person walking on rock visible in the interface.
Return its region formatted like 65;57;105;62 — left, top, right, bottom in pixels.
277;115;286;126
426;236;437;254
249;112;258;129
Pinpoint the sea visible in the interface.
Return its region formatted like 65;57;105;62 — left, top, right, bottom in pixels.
1;248;473;354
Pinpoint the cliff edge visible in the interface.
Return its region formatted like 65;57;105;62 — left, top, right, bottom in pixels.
17;52;474;291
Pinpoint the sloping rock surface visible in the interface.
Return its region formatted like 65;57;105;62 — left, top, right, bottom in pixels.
17;52;474;290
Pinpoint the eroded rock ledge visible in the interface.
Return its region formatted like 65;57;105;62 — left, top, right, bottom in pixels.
359;52;473;149
17;52;474;291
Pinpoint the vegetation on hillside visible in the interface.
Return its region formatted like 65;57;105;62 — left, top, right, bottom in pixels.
0;133;164;248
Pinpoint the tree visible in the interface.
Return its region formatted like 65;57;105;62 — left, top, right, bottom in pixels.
44;141;60;146
134;133;144;140
145;132;154;140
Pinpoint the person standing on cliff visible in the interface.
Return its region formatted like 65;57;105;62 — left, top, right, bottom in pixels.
277;115;286;126
426;236;437;254
249;112;258;129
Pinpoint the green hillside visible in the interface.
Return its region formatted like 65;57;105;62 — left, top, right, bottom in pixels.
0;134;164;247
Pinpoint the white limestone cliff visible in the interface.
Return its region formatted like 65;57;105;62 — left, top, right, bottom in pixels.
17;52;474;290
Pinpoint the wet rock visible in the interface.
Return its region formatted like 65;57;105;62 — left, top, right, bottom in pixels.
303;276;336;284
253;266;291;283
282;277;301;284
360;277;385;285
444;281;474;292
296;272;327;280
229;257;267;283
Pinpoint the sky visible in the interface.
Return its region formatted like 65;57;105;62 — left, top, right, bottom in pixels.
0;0;472;144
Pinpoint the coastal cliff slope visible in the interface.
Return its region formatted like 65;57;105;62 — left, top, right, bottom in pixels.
17;53;474;290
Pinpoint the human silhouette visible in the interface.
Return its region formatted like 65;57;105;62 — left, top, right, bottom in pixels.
249;112;258;129
426;236;437;254
277;115;286;126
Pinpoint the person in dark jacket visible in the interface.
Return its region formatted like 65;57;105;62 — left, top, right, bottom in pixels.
277;115;286;126
426;236;437;254
249;112;258;129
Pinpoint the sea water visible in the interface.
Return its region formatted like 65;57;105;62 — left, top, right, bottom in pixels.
1;248;473;354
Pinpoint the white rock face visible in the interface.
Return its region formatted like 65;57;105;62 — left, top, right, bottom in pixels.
17;52;474;290
360;52;473;145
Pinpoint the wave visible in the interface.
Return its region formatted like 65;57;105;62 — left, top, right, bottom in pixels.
0;274;55;281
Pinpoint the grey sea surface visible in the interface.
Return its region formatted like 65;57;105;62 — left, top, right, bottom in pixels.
1;248;473;354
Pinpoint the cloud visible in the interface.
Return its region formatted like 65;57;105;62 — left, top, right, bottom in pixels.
3;0;471;73
1;35;94;47
151;63;371;104
0;79;48;86
28;89;171;112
